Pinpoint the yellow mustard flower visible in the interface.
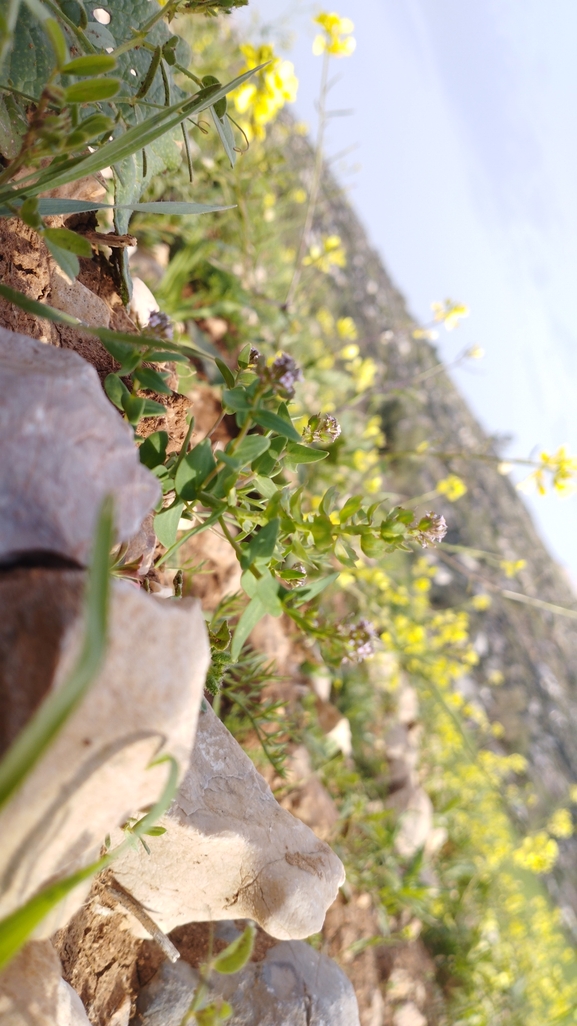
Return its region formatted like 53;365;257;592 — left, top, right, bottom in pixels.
303;234;347;272
313;12;356;57
436;473;468;502
431;299;470;330
336;315;358;340
500;558;526;578
234;43;298;139
547;808;573;839
513;832;559;874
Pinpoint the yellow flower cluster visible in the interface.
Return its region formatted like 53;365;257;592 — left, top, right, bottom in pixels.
500;558;526;578
431;298;470;330
523;445;577;496
547;807;573;838
436;473;467;502
234;43;298;139
312;12;356;58
513;832;559;873
303;234;347;272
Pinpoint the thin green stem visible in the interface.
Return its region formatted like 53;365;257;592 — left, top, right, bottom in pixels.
283;48;330;312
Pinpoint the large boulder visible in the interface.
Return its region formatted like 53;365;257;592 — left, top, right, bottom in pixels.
112;702;345;941
134;921;360;1026
0;940;90;1025
0;327;159;566
0;573;209;935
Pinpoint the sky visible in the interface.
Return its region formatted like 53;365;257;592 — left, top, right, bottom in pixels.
235;0;577;584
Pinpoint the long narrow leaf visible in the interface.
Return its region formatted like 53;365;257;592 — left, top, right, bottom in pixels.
0;199;236;217
0;65;264;204
0;753;178;970
0;497;113;811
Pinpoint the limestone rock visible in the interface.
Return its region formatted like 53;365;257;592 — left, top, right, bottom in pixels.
113;702;345;940
0;327;159;565
0;940;91;1025
0;575;209;933
49;265;111;328
135;922;360;1026
387;785;433;859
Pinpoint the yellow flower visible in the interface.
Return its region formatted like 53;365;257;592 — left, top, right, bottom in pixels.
340;343;359;360
336;316;358;340
436;474;467;502
303;234;346;272
547;808;573;839
412;327;439;341
513;832;559;874
466;344;484;359
471;593;491;611
431;299;470;331
234;43;298;139
313;12;356;57
500;558;526;578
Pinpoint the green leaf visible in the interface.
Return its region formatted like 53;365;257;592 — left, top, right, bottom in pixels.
1;65;263;202
140;397;167;417
229;434;270;468
18;199;235;217
154;502;184;548
240;518;279;570
231;595;265;661
174;439;216;501
64;78;120;103
61;54;116;75
44;17;68;68
211;106;236;168
222;386;250;412
285;442;329;465
360;532;383;558
288;572;340;607
252;409;301;442
0;498;112;813
43;227;92;257
339;495;364;523
134;366;173;396
213;923;256;975
308;514;333;550
139;431;168;469
44;238;79;280
253;475;278;499
215;357;235;388
121;393;145;424
255;571;283;617
104;373;129;410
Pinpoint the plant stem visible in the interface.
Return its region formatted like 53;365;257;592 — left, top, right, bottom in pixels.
283;49;330;312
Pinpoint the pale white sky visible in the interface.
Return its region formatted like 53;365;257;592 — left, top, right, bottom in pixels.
236;0;577;580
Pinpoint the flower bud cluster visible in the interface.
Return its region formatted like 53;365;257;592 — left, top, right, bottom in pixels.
302;412;341;444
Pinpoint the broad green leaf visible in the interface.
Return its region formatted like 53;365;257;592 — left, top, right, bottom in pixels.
134;366;173;396
308;514;333;550
44;238;79;280
240;518;279;570
139;431;168;469
44;227;92;257
64;78;120;102
255;571;283;617
229;434;270;468
61;54;116;75
154;502;184;548
339;495;364;522
104;372;129;410
140;397;166;417
285;442;329;465
0;498;112;812
231;595;266;661
174;439;215;500
252;409;301;442
121;393;145;424
360;532;384;558
253;475;278;499
222;386;250;412
213;923;256;975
